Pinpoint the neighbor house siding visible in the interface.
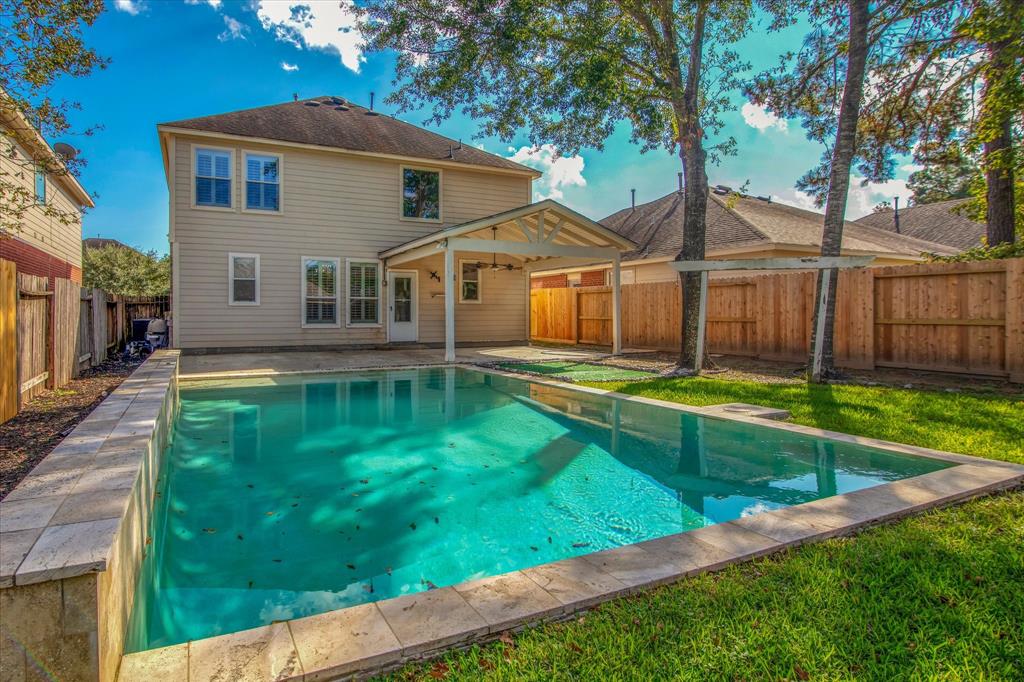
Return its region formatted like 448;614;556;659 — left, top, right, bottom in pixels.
0;138;84;274
170;134;531;349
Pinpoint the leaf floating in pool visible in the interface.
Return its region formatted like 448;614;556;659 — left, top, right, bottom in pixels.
431;466;438;471
202;528;217;534
346;563;356;570
410;522;417;531
237;534;244;541
572;542;590;548
272;559;282;563
530;546;538;552
548;537;552;544
356;508;363;513
448;442;455;448
145;537;152;546
483;464;489;468
360;479;369;484
363;583;374;594
434;517;439;524
247;484;254;489
385;567;392;575
265;511;275;516
291;503;299;507
248;581;253;589
422;579;438;590
355;525;361;530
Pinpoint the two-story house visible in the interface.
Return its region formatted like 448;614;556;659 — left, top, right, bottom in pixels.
0;96;94;284
158;96;634;358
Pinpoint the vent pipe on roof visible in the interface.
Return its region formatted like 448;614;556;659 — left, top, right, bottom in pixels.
370;91;375;110
631;189;636;210
293;93;298;102
893;196;901;234
677;172;683;193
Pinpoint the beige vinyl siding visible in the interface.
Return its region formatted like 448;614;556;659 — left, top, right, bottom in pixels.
404;251;527;344
171;134;531;348
1;138;84;268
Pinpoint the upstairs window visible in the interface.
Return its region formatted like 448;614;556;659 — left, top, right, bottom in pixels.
303;257;339;326
195;148;232;208
34;167;46;204
459;261;481;303
347;260;380;325
245;153;280;211
228;253;260;305
401;167;440;220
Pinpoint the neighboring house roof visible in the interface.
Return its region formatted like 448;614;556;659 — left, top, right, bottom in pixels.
159;96;541;177
83;237;139;253
600;190;957;261
0;89;94;208
853;199;985;251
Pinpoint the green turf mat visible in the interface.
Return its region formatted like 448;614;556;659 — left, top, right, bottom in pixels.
495;361;655;382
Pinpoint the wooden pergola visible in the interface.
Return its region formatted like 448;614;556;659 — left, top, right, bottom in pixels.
669;256;875;380
381;200;636;361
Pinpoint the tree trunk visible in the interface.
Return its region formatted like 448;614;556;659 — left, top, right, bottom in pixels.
808;0;869;383
982;35;1016;247
676;2;709;370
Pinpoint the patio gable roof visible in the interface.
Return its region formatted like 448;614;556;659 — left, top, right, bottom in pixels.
380;199;636;266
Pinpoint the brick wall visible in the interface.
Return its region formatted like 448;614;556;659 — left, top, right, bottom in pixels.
580;269;607;287
0;237;81;287
531;273;568;289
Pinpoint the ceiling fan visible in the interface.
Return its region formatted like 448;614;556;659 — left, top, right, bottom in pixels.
473;226;522;272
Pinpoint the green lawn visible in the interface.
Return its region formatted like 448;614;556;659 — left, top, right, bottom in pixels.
383;377;1023;680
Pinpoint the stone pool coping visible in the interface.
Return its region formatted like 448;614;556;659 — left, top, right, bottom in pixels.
0;351;180;588
111;362;1024;681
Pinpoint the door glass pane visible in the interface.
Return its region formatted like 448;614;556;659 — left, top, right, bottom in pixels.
394;276;411;300
395;300;411;322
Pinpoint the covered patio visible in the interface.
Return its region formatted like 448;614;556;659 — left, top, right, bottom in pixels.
379;199;636;361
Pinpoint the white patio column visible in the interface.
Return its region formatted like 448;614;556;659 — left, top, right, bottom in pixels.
444;243;456;362
611;253;622;355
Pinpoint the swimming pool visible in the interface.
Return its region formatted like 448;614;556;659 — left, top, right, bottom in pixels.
125;366;950;651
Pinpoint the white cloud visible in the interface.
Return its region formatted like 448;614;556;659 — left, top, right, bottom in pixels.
114;0;143;15
506;145;586;201
281;61;300;72
255;0;364;73
773;188;820;213
773;177;912;220
741;102;787;133
218;14;249;41
846;176;911;219
184;0;222;7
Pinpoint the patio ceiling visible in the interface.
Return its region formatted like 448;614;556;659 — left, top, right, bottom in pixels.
380;199;636;266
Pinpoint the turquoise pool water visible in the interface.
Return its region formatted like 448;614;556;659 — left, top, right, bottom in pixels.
126;367;949;651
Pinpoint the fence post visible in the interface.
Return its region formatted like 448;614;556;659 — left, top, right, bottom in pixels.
1007;258;1023;383
570;288;579;344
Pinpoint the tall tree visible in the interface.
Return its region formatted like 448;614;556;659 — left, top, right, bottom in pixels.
749;0;968;381
0;0;107;239
907;150;976;204
359;0;761;370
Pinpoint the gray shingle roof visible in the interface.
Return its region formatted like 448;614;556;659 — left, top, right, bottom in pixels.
160;96;539;175
600;190;957;261
853;199;984;251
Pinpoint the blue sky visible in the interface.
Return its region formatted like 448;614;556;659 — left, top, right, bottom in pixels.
57;0;917;254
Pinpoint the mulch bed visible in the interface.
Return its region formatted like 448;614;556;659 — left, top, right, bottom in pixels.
0;357;143;500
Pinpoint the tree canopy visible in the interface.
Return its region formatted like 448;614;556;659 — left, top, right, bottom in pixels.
83;244;170;296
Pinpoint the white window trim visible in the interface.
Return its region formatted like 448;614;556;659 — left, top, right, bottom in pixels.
241;150;284;215
458;258;483;304
346;258;383;328
191;143;235;212
301;256;341;329
227;252;260;306
398;165;443;223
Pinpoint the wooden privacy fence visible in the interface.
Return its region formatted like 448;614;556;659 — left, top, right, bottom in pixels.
530;257;1024;381
0;258;171;423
